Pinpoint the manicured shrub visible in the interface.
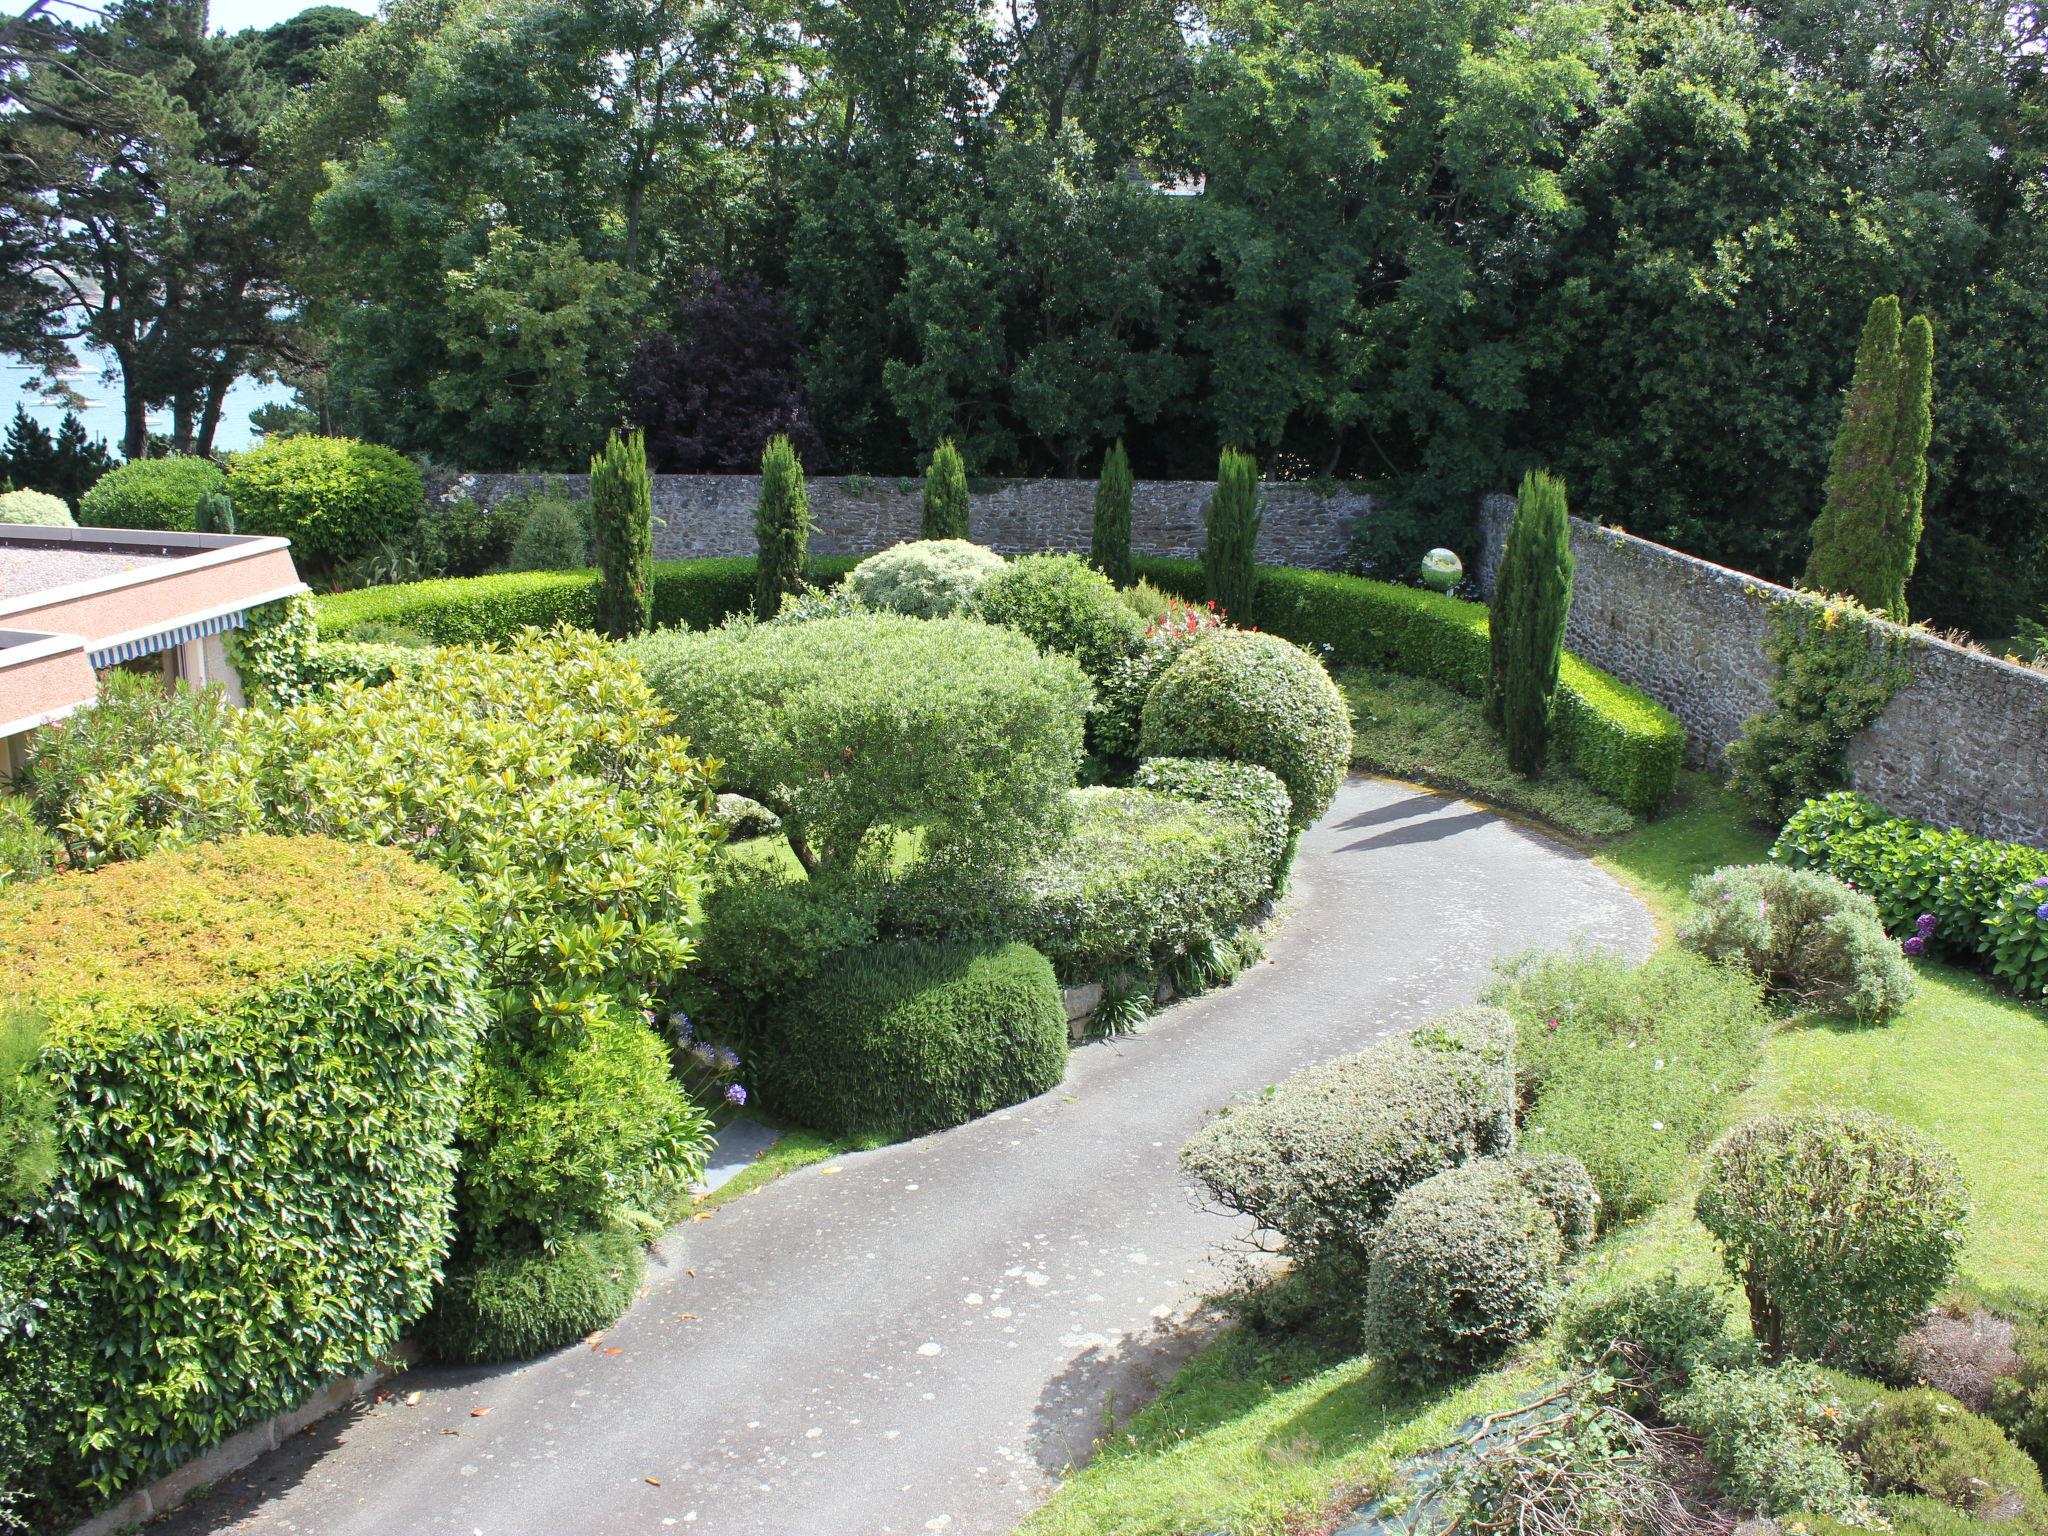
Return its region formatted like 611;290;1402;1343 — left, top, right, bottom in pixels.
972;551;1144;700
1672;1362;1875;1520
629;613;1088;874
754;433;811;618
590;428;655;638
1681;862;1916;1018
227;435;422;563
1484;948;1769;1226
506;490;591;570
1502;1151;1599;1255
77;454;225;531
768;941;1067;1138
0;1005;54;1207
1489;469;1575;776
0;487;72;525
0;796;57;885
191;488;234;534
318;567;604;640
922;437;971;539
1561;1272;1750;1408
1853;1386;2048;1524
1132;756;1293;883
0;1230;97;1530
1202;447;1261;618
848;537;1006;617
1361;1159;1563;1384
2;836;489;1491
1696;1110;1970;1370
1140;629;1351;829
1091;438;1134;587
1093;599;1229;759
1180;1006;1515;1258
691;863;884;1019
422;1225;646;1365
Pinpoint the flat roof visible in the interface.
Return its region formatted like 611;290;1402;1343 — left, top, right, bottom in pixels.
0;538;183;601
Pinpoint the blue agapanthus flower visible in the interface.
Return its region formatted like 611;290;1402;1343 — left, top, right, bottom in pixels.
725;1083;748;1107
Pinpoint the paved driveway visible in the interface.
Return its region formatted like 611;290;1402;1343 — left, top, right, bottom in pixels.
155;776;1652;1536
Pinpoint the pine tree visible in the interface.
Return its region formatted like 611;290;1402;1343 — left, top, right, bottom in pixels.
1804;295;1935;621
193;491;235;534
591;428;654;638
754;434;811;618
1489;469;1575;776
1090;439;1135;587
921;438;970;540
1202;448;1262;619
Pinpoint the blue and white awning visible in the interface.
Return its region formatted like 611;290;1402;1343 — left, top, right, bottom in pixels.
89;610;248;669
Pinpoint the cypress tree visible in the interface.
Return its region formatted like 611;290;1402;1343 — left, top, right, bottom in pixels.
591;428;654;638
1090;440;1134;587
1202;448;1262;620
193;490;235;534
1489;469;1575;776
754;434;811;618
921;438;970;540
1804;295;1935;621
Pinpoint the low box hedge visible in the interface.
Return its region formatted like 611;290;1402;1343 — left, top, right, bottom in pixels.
1;835;489;1493
1135;558;1683;813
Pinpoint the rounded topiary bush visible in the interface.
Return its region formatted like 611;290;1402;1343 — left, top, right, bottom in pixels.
1138;629;1352;828
1696;1111;1969;1371
768;940;1067;1138
1852;1386;2048;1524
1502;1151;1600;1255
972;552;1143;686
77;455;225;531
422;1225;646;1364
848;538;1006;617
1363;1158;1564;1384
227;435;424;563
0;488;73;526
1681;863;1915;1019
508;493;592;571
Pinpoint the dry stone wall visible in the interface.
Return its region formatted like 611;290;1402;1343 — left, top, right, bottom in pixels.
1478;496;2048;847
433;472;1370;569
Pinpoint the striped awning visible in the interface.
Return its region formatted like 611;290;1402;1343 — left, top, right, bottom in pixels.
89;610;249;669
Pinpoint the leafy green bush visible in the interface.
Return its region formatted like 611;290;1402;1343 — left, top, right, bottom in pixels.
1484;948;1768;1226
227;435;423;563
689;863;884;1022
1135;558;1682;813
1502;1151;1599;1255
767;940;1067;1138
77;455;225;531
972;552;1144;739
849;538;1006;617
1561;1272;1751;1409
0;1230;97;1530
1361;1158;1563;1384
0;797;56;886
506;488;591;570
1180;1006;1515;1259
1139;629;1352;829
1991;1309;2048;1473
2;835;488;1492
1092;600;1228;759
1696;1110;1970;1371
630;613;1088;874
1672;1362;1875;1520
1853;1386;2048;1524
422;1225;645;1365
0;488;72;525
1681;863;1916;1018
0;1006;54;1209
414;494;519;577
1131;755;1292;883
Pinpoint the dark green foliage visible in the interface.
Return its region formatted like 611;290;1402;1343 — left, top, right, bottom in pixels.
1681;863;1916;1018
1672;1362;1873;1519
0;1230;97;1530
507;490;592;571
1361;1159;1563;1384
1805;297;1936;621
590;428;655;639
227;436;424;564
0;407;114;508
1484;948;1769;1226
1489;470;1575;776
1696;1111;1970;1371
1561;1272;1751;1410
768;941;1068;1138
1725;598;1910;825
1091;439;1134;587
1201;449;1261;619
422;1226;645;1365
1501;1151;1599;1256
415;496;520;578
694;865;884;1018
0;1008;54;1211
1344;491;1473;587
922;438;970;540
1179;1006;1515;1259
1853;1386;2048;1525
0;798;57;886
76;456;226;532
1139;629;1351;829
192;490;235;534
753;434;811;618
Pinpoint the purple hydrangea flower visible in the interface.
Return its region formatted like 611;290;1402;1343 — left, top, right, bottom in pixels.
717;1046;741;1071
2033;875;2048;890
725;1083;748;1107
1903;935;1927;958
2037;902;2048;922
1915;913;1937;938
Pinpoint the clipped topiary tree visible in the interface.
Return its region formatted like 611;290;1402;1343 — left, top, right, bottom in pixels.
192;489;235;534
1202;448;1261;618
1091;439;1135;587
847;538;1006;617
922;437;970;540
225;436;421;563
1805;295;1936;621
1489;469;1575;776
753;433;810;618
0;488;74;527
590;428;654;638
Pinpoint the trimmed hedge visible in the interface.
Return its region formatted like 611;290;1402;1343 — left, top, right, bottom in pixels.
1136;558;1682;813
1179;1005;1515;1258
421;1226;645;1365
767;940;1068;1138
1132;756;1293;883
1;835;488;1492
227;435;424;564
76;455;226;532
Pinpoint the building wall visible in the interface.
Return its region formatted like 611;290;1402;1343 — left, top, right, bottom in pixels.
434;473;1371;570
1478;497;2048;848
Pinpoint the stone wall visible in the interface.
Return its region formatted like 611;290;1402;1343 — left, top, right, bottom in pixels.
1478;496;2048;847
434;472;1370;569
